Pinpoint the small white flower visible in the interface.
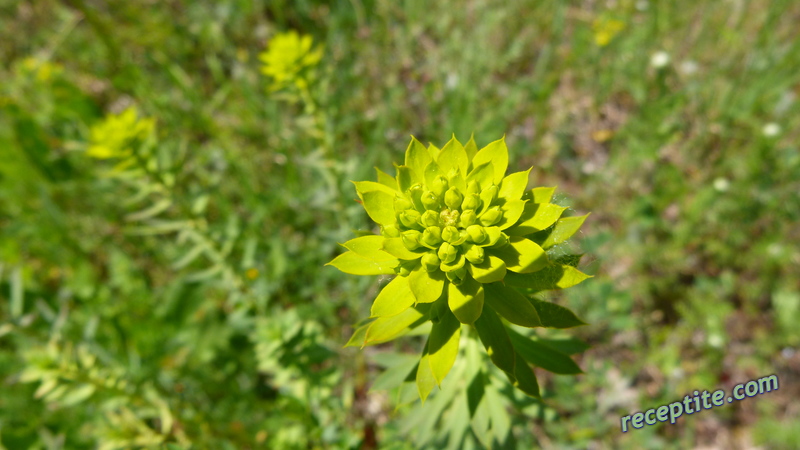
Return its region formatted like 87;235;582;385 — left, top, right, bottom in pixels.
713;177;730;192
679;60;698;75
650;51;670;68
762;122;781;137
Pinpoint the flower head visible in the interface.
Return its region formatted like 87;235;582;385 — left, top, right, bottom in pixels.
259;31;323;91
328;135;591;400
86;107;154;159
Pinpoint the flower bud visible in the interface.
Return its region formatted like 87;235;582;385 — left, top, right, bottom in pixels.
399;209;421;228
459;209;477;227
466;180;480;195
420;210;440;227
421;190;440;211
461;193;480;211
479;206;503;226
442;226;460;243
437;242;458;264
431;175;448;197
466;224;487;244
465;245;485;264
480;184;498;205
421;226;442;247
401;230;422;250
492;232;509;248
393;196;413;213
446;265;467;285
421;251;440;272
444;187;463;210
398;264;413;277
381;224;401;238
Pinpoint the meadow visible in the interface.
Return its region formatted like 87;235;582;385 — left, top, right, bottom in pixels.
1;0;799;448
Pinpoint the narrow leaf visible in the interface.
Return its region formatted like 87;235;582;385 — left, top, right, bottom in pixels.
512;354;540;397
466;161;495;191
491;236;548;273
353;180;397;196
540;213;590;249
326;251;397;275
505;203;567;236
375;167;398;189
345;323;370;348
504;264;592;291
416;341;437;402
382;237;426;260
365;304;430;345
507;329;582;374
498;169;531;201
530;299;587;328
438;135;468;177
474;306;516;377
360;190;396;226
405;136;431;184
342;235;396;262
497;199;528;230
484;282;542;328
472;136;508;184
408;267;445;304
396;165;415;192
448;275;484;324
467;255;506;283
464;133;478;163
371;276;416;318
522;186;556;203
428;307;461;386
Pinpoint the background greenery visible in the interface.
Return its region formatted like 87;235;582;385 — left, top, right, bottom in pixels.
1;0;799;448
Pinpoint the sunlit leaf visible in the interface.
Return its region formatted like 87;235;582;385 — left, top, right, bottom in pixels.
472;136;508;184
539;213;590;249
327;251;397;275
342;235;396;262
448;275;484;324
505;203;567;236
371;275;416;318
504;264;592;291
428;308;461;386
491;236;547;273
484;282;542;328
405;136;431;183
467;255;506;283
408;267;446;304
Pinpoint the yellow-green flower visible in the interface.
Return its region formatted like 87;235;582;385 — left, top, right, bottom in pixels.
328;135;592;400
592;16;625;47
86;107;154;159
259;31;323;91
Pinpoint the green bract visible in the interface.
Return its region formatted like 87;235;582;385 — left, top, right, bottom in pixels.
328;135;592;401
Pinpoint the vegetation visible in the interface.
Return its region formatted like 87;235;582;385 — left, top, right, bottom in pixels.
1;0;798;448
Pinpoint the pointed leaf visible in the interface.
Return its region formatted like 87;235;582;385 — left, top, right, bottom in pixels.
498;169;531;201
448;275;484;324
491;236;547;273
376;167;398;189
438;135;468;177
428;308;461;386
507;329;582;374
497;199;528;230
358;190;396;225
464;134;478;162
512;354;540;397
371;276;416;318
345;323;369;348
342;235;396;262
354;180;398;196
396;165;415;192
540;213;590;249
427;143;441;160
327;251;397;275
382;237;426;260
466;161;495;191
371;354;420;392
424;160;442;187
467;255;506;283
472;137;508;184
365;304;430;345
408;267;445;304
484;282;542;328
405;137;431;184
505;203;567;236
530;299;587;328
416;341;437;402
522;186;556;203
504;264;592;291
474;306;516;377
